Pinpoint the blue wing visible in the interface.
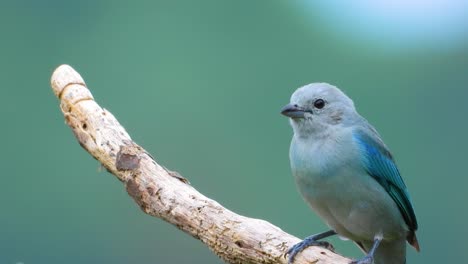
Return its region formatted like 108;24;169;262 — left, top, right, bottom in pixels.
353;127;418;234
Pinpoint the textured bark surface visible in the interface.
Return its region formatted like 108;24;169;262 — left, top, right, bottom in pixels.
50;64;352;264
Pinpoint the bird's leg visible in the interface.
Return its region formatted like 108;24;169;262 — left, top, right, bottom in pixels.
350;237;382;264
286;230;336;264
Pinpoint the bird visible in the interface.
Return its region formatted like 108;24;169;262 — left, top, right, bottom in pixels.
281;83;419;264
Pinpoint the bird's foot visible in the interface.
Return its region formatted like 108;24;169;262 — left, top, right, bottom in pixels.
350;236;381;264
285;238;334;264
350;255;373;264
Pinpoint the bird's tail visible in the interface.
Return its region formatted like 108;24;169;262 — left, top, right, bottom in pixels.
360;238;406;264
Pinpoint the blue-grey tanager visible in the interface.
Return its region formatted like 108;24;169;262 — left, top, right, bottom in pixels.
281;83;419;264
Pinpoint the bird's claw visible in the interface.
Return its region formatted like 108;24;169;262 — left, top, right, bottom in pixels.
285;240;335;264
350;255;373;264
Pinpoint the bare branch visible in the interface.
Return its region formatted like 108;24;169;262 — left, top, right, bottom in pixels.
50;65;351;264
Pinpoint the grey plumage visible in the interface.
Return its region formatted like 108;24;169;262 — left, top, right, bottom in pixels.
282;83;419;264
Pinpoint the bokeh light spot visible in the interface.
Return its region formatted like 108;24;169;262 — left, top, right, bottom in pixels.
296;0;468;52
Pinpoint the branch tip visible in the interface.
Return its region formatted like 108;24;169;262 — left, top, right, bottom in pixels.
51;64;86;98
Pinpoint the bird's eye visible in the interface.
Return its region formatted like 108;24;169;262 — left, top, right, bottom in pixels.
313;99;325;109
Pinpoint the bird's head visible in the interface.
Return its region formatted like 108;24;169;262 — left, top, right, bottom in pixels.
281;83;357;138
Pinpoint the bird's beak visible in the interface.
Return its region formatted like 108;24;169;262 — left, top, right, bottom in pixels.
281;103;307;118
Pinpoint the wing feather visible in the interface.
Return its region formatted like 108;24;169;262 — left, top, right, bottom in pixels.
353;127;418;235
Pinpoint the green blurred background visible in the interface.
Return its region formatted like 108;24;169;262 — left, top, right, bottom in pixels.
1;1;467;263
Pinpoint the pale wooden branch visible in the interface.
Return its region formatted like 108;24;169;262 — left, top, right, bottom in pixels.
50;64;351;264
